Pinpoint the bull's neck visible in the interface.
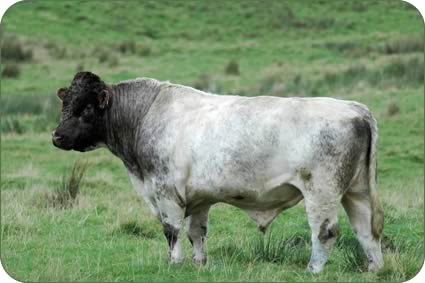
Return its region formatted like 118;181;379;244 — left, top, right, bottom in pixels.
103;79;162;171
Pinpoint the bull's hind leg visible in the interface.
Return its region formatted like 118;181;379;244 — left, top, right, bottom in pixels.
342;190;383;272
304;193;341;273
187;206;210;264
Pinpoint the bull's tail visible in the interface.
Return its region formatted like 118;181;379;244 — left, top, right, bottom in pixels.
366;113;384;240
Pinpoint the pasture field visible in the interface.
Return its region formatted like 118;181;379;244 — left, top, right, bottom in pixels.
1;1;424;282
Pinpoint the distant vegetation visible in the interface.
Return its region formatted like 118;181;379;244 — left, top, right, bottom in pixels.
0;1;423;282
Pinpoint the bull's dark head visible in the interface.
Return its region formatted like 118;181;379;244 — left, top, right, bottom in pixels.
52;72;110;152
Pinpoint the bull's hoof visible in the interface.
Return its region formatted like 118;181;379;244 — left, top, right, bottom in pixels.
169;257;184;264
192;255;207;265
169;254;184;264
306;263;324;274
368;261;384;272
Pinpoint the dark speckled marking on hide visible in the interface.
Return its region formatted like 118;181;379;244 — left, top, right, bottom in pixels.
140;148;170;176
318;219;340;244
336;117;370;192
163;222;179;250
317;125;338;158
201;225;207;235
160;211;168;221
171;185;186;208
299;167;312;181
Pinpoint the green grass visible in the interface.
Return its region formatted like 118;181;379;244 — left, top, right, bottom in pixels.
1;0;424;282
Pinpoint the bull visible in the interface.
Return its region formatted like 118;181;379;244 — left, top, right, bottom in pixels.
53;71;384;273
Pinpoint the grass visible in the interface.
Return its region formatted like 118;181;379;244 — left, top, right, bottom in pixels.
0;0;424;282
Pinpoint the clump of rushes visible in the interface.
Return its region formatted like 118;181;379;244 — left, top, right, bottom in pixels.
49;160;88;208
386;101;400;117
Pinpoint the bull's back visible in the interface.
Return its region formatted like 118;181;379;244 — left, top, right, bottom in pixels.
146;85;371;192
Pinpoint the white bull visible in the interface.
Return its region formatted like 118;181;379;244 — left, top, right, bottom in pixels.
53;72;384;273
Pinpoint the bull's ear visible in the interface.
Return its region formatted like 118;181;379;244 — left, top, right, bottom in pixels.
97;89;110;109
57;88;67;101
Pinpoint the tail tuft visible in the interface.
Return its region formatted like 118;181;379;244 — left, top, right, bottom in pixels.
366;112;384;240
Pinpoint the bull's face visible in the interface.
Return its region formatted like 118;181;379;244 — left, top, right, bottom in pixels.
52;72;110;152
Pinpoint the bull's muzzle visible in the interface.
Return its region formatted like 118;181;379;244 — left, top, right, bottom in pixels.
52;130;71;150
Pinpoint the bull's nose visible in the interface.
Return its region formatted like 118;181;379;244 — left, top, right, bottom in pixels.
52;131;64;143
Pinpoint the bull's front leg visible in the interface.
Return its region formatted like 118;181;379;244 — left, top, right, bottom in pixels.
187;206;210;264
157;198;185;263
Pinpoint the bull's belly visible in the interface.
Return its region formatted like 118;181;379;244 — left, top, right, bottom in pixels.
222;183;303;210
186;182;303;218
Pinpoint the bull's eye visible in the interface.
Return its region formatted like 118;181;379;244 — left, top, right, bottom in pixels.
80;104;95;122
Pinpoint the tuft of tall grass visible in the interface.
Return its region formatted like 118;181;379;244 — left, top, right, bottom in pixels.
47;160;88;209
337;235;367;272
247;232;310;264
114;220;160;239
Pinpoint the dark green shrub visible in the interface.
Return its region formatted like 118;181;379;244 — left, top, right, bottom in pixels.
1;35;33;62
387;101;400;117
117;40;137;54
384;35;424;54
45;41;67;59
225;59;240;75
1;64;20;78
142;28;159;39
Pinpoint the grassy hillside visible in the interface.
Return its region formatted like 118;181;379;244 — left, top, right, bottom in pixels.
1;1;424;282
